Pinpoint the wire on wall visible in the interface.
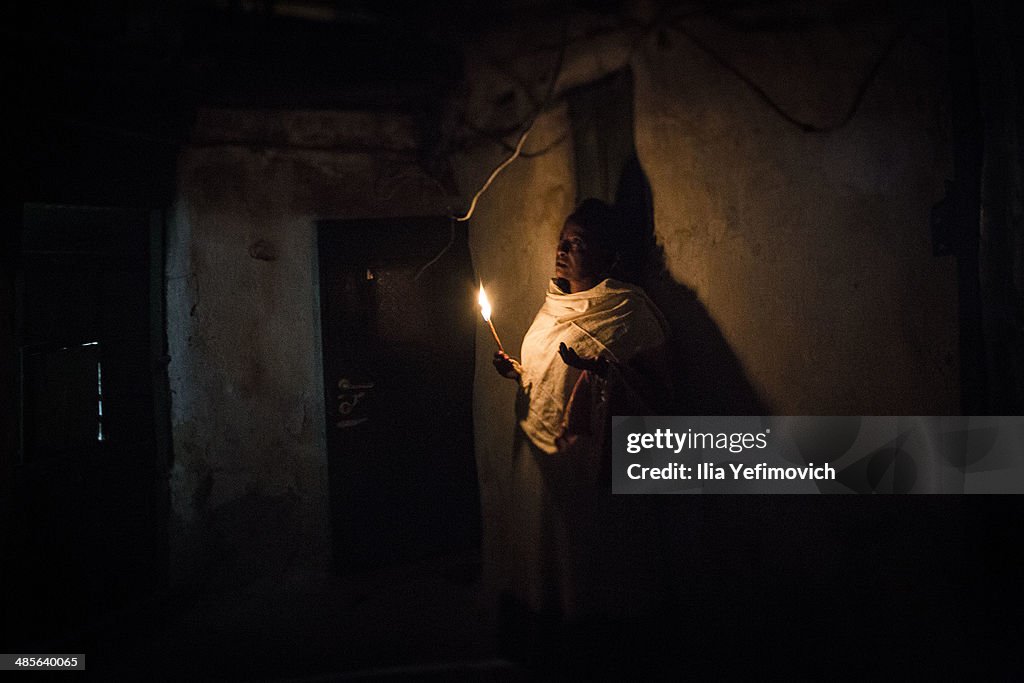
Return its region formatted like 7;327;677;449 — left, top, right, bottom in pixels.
668;16;915;133
418;5;914;278
413;216;457;280
460;120;571;159
450;12;571;223
451;126;532;222
413;107;532;278
413;12;573;280
465;5;915;140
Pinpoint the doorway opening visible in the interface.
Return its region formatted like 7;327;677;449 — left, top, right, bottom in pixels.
11;203;170;642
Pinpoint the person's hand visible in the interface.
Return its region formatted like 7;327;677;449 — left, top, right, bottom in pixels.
493;351;521;380
558;342;608;377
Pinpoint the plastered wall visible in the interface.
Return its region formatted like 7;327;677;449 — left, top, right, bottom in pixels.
632;13;958;415
167;110;450;589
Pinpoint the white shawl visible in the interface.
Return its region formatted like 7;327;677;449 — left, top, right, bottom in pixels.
518;278;668;454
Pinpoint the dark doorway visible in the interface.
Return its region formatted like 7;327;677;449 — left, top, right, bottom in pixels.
317;217;480;573
8;203;170;647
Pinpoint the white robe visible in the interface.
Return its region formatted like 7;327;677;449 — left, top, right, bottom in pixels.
518;278;669;454
507;278;670;620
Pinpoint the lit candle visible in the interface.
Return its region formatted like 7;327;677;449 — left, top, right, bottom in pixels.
477;283;505;353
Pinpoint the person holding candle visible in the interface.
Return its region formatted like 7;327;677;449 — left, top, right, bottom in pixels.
491;198;674;674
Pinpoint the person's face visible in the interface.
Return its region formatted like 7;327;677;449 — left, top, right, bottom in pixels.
555;219;611;293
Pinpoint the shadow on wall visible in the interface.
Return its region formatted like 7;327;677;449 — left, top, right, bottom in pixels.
645;250;768;415
614;155;768;416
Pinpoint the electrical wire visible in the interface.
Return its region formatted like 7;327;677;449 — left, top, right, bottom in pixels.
412;12;573;280
413;216;457;280
668;16;915;133
465;5;913;139
450;12;571;223
418;4;912;280
460;120;570;158
451;126;532;222
412;118;532;278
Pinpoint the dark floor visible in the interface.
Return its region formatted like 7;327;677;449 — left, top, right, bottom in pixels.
86;551;531;681
32;497;1024;680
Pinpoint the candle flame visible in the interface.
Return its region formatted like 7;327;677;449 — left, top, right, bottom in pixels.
478;283;492;322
